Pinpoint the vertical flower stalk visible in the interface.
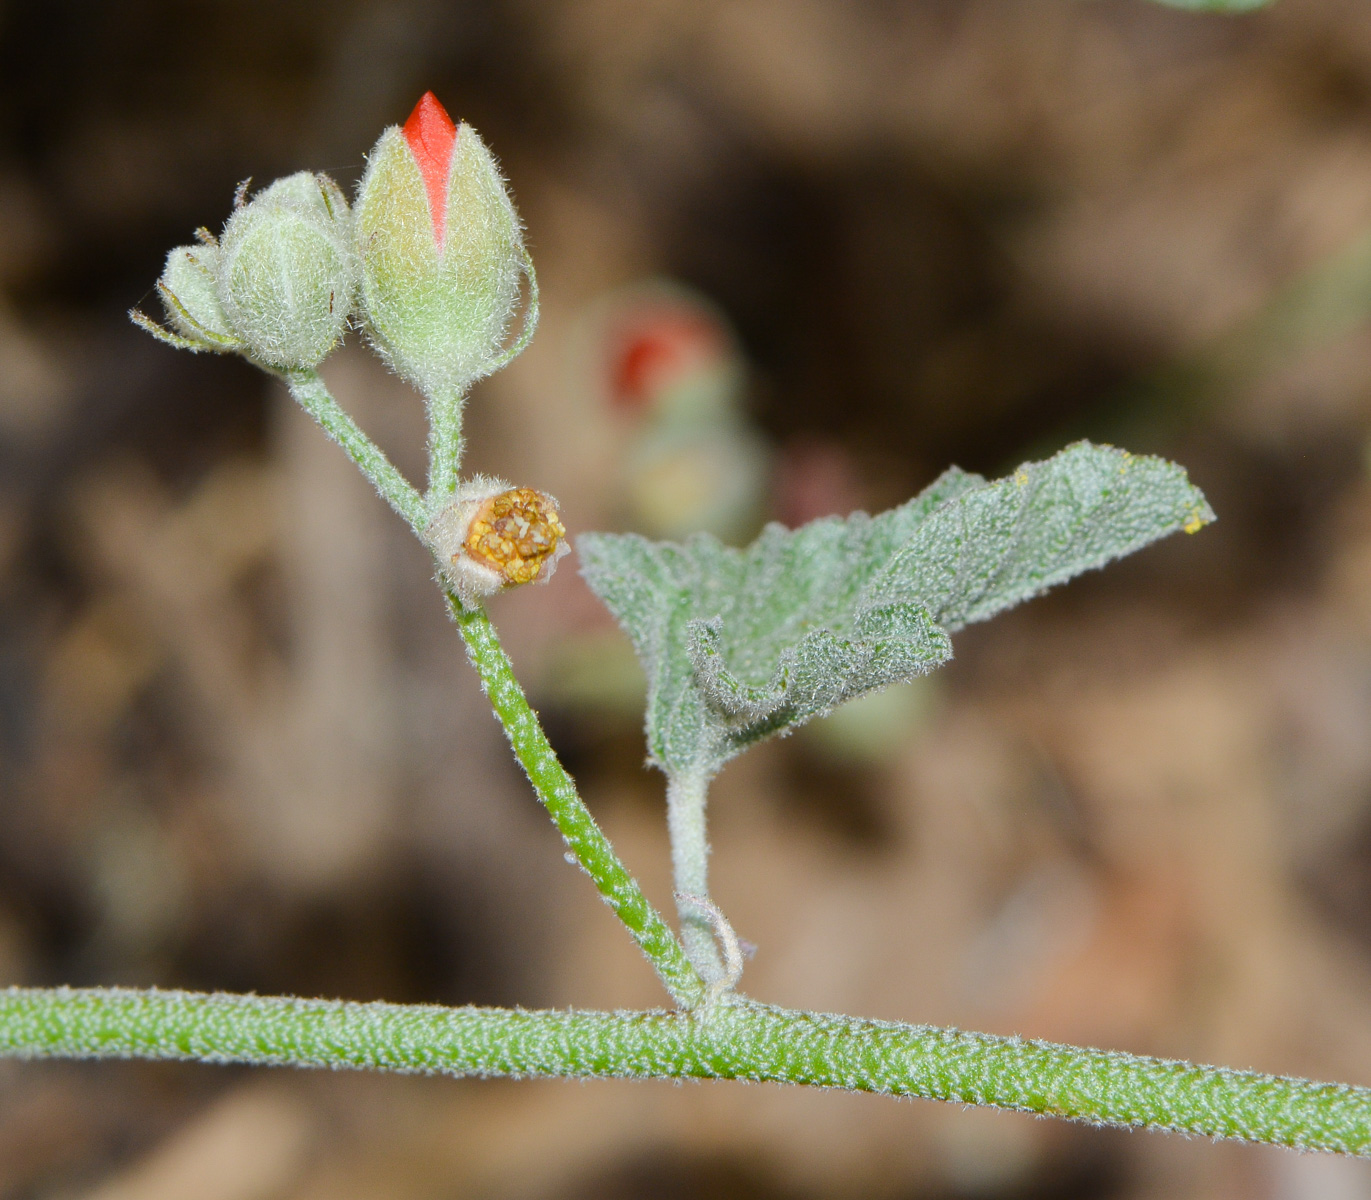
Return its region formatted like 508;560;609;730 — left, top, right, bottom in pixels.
129;99;673;1003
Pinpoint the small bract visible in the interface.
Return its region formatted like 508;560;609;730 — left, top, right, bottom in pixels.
156;241;240;351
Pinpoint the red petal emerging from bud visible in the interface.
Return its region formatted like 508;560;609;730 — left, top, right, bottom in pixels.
610;313;723;411
403;92;459;249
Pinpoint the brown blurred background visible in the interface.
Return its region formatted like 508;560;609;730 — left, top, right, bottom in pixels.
6;0;1371;1196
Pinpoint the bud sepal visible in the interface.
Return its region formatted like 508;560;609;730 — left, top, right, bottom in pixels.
131;236;243;353
424;477;569;607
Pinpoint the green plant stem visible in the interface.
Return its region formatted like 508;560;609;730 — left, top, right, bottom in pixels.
453;599;706;1009
3;986;1366;1156
284;368;426;533
283;367;699;1004
425;386;464;513
666;771;725;983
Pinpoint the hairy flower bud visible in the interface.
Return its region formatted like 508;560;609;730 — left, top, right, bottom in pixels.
216;172;356;370
355;93;528;399
155;241;239;351
424;477;569;607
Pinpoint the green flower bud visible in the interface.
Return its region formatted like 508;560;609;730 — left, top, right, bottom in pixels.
215;172;356;370
155;241;240;351
355;93;529;399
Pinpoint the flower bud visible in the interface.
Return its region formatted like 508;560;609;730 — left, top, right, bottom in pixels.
155;241;240;351
424;477;569;607
215;172;356;370
355;93;527;399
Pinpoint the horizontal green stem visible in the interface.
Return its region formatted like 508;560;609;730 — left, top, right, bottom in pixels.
454;601;706;1009
3;986;1367;1156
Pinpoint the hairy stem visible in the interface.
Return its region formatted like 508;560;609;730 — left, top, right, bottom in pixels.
284;367;700;1004
282;369;695;1004
666;771;725;982
284;368;426;533
453;600;705;1009
3;986;1368;1156
425;386;464;513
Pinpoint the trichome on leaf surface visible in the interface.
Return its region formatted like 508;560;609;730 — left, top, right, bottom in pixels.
10;72;1371;1163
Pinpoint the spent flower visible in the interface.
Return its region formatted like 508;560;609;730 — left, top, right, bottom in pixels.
424;477;569;607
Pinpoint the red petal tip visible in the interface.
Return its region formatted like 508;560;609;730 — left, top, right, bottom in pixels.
403;92;459;248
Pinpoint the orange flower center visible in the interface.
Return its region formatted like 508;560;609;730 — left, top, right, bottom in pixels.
463;488;567;586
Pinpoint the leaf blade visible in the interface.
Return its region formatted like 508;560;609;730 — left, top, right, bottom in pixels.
870;442;1214;631
579;442;1212;783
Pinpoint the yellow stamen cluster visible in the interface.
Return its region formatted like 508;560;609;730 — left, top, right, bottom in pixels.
464;487;567;585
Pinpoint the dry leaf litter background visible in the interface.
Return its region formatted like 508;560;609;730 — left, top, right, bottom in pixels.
5;1;1371;1196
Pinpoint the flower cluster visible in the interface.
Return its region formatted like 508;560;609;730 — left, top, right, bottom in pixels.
137;92;527;391
141;172;355;369
134;93;560;603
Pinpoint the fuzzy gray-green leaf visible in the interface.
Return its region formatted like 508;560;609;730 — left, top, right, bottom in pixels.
868;442;1214;631
578;442;1212;783
687;603;950;731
